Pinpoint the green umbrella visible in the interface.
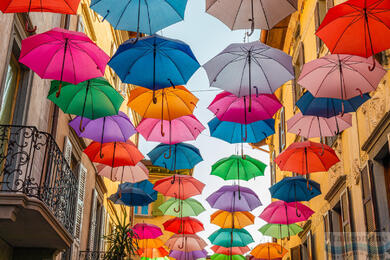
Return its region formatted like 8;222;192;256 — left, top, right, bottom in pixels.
48;78;124;131
211;155;266;181
259;223;303;239
141;257;169;260
158;197;205;217
211;254;246;260
208;228;254;247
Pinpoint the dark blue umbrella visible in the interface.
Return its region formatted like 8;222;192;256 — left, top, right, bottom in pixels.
296;91;370;118
148;143;203;171
126;180;157;201
208;117;275;144
108;35;200;102
108;185;154;206
269;176;321;202
90;0;188;35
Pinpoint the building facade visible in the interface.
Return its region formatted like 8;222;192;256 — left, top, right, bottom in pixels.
261;0;390;259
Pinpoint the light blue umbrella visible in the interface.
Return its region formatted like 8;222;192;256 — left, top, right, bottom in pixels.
126;180;157;201
208;228;254;247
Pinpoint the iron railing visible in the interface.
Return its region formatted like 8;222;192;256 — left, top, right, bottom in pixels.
0;125;78;235
79;250;106;260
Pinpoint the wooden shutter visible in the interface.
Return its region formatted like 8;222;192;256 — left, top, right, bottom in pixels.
99;207;107;251
291;245;301;260
152;193;165;216
293;43;305;105
324;211;333;259
340;189;353;258
360;161;377;232
88;189;98;250
314;2;323;54
74;163;87;240
279;108;286;152
63;136;72;165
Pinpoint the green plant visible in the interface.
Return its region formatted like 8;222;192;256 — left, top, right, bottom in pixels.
103;209;139;260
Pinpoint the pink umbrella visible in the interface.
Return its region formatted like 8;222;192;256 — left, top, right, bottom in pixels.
136;115;205;144
298;54;386;100
208;91;282;124
287;112;352;138
133;223;163;239
19;27;109;97
165;234;208;252
259;201;314;224
96;162;149;183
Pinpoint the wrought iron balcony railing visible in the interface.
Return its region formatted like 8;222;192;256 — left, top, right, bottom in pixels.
79;250;106;260
0;125;78;235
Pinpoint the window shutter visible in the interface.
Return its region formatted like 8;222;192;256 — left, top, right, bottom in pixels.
314;3;322;54
63;136;72;165
360;161;377;232
279;108;286;152
99;207;107;251
88;189;98;250
340;189;353;257
152;194;165;216
291;245;301;260
324;211;332;259
326;0;334;10
74;163;87;240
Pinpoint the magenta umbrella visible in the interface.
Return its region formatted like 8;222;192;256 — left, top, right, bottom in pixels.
298;54;386;100
136;115;205;144
208;91;282;124
259;201;314;225
96;162;149;183
133;223;163;239
19;27;109;97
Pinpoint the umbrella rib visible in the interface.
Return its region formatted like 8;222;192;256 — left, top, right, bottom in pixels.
238;55;249;96
123;49;153;81
258;0;271;29
115;0;134;29
312;66;339;97
369;12;390;31
342;63;378;90
19;41;62;60
252;58;273;93
67;42;78;84
91;85;119;114
256;52;294;75
208;55;247;85
232;0;245;29
144;0;153;35
69;41;106;72
40;44;65;78
63;0;76;13
162;0;185;19
158;49;187;83
330;15;363;54
62;85;87;113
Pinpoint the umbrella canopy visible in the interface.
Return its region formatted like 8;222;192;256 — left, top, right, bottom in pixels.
109;35;199;93
208;117;275;144
96;162;149;183
211;254;246;260
208;228;254;247
269;176;321;202
90;0;187;35
138;247;169;258
169;249;208;260
203;41;294;97
287;112;352;138
274;141;340;175
296;91;371;118
316;0;390;58
208;92;282;124
141;257;169;260
211;155;266;181
211;210;255;229
20;28;109;89
0;0;81;13
165;234;208;252
147;143;203;171
250;243;287;259
211;245;250;255
84;141;144;167
163;217;204;234
298;54;386;100
153;175;205;200
159;198;205;217
133;223;163;239
137;238;164;249
207;185;262;212
137;115;205;144
125;180;157;201
108;186;154;206
259;223;303;239
259;201;314;224
206;0;297;30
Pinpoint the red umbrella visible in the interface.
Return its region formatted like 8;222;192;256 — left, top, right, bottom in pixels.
211;245;250;255
316;0;390;69
163;217;204;234
153;175;205;200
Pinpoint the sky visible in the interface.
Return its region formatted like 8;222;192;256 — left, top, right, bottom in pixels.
138;0;272;251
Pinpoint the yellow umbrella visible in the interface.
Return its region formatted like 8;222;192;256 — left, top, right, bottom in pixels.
211;210;254;229
250;243;287;260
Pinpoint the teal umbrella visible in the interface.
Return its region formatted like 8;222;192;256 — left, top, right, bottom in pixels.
208;228;254;247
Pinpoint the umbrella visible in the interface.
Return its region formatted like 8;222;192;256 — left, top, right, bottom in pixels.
287;112;352;138
137;115;205;144
159;198;205;217
109;35;199;101
126;180;157;201
211;245;250;255
296;91;371;118
96;162;149;183
48;78;124;130
20;28;109;94
163;217;204;234
90;0;188;36
316;0;390;68
208;117;275;144
206;0;297;31
208;92;282;123
153;175;205;200
108;186;154;206
259;201;314;224
138;247;169;258
136;238;164;249
211;210;255;229
269;176;321;202
259;223;303;239
211;254;246;260
206;185;262;212
250;243;287;260
147;143;203;170
274;141;340;175
203;41;293;110
133;223;163;239
208;228;254;247
298;55;386;100
211;155;266;181
169;249;208;260
165;234;208;252
141;258;169;260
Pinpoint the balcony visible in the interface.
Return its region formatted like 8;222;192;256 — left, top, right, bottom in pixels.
79;250;106;260
0;125;78;249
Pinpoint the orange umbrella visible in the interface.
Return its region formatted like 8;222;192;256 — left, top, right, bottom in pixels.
211;210;254;229
211;245;250;255
136;238;164;248
251;243;287;260
137;247;169;258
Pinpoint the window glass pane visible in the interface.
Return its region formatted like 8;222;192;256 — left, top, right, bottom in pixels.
361;169;370;200
0;56;20;125
141;205;148;215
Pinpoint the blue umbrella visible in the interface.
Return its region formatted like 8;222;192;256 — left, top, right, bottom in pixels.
269;176;321;202
208;117;275;144
90;0;188;35
108;186;154;206
125;180;157;201
148;143;203;171
108;35;200;102
296;91;370;118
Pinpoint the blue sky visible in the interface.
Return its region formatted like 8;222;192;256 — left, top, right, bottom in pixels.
138;0;272;251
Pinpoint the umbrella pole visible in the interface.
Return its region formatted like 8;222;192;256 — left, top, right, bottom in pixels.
25;0;37;33
152;43;157;104
161;91;165;137
363;7;376;71
248;51;252;112
56;38;69;98
246;0;255;36
243;96;248;142
294;183;301;217
100;117;106;158
79;80;90;132
285;204;291;238
338;57;346;115
110;142;117;180
279;224;284;254
305;148;313;191
317;116;324;156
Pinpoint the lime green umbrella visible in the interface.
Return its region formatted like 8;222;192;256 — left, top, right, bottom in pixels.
48;78;124;131
209;228;254;247
159;197;205;217
211;155;266;181
211;254;246;260
141;257;169;260
259;223;303;239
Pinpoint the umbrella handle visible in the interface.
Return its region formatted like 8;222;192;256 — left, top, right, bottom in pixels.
173;201;181;213
160;121;165;137
278;237;284;255
253;86;259;97
168;79;175;88
164;145;172;159
307;179;313;191
25;20;37;33
171;175;176;184
178;237;184;249
319;143;324;156
55;82;63;98
79;117;86;132
99;143;104;159
101;10;110;22
369;55;376;71
296;201;302;217
356;88;364;98
152;91;157;104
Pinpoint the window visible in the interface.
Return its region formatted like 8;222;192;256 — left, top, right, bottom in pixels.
292;43;305;107
77;16;85;33
361;161;377;232
340;189;353;259
152;193;165;216
134;205;149;216
270;151;276;185
315;0;333;54
279;108;286;152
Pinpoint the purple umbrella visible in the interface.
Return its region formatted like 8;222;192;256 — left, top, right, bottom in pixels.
169;249;208;260
206;185;262;212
